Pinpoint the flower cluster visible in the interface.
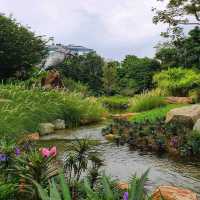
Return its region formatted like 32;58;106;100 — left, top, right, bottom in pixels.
40;146;57;158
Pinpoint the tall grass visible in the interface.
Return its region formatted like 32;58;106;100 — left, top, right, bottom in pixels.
99;96;130;111
0;84;106;138
129;90;166;112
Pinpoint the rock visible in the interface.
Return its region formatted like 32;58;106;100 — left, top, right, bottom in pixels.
27;132;40;141
41;69;64;89
39;123;55;136
165;105;200;128
193;118;200;131
52;119;65;130
105;134;115;141
165;97;193;104
111;113;136;120
152;186;197;200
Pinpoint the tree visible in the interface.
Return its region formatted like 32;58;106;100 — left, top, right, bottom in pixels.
153;0;200;39
0;14;47;79
60;52;105;95
118;55;161;94
102;61;119;95
153;67;200;96
155;26;200;69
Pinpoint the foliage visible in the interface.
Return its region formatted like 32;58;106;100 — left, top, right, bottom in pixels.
62;77;90;96
63;139;103;194
131;104;184;123
0;14;47;79
155;27;200;69
11;148;54;200
189;88;200;103
35;170;150;200
0;84;106;138
185;131;200;155
129;91;166;113
34;173;72;200
153;0;200;39
60;52;104;95
153;67;200;96
102;61;119;95
100;96;130;111
118;55;161;94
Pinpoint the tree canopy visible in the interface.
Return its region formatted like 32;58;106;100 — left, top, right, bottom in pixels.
155;26;200;69
118;55;161;95
0;14;47;79
153;0;200;39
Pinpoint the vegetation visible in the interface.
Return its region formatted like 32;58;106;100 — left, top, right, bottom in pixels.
153;0;200;39
0;137;151;200
100;96;130;111
155;27;200;69
0;14;47;79
60;52;104;96
0;84;106;138
153;67;200;96
118;55;161;95
129;91;166;113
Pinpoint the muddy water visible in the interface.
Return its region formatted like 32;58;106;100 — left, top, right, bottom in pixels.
41;124;200;193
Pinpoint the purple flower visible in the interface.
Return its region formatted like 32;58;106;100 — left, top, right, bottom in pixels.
15;148;21;156
123;192;128;200
0;154;7;162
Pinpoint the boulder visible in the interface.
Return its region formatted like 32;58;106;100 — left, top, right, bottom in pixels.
165;97;193;104
39;123;55;136
152;186;197;200
165;105;200;128
52;119;65;130
27;132;40;141
105;134;115;141
193;118;200;131
41;69;64;89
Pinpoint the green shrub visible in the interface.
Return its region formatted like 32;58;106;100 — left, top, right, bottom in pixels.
129;90;166;112
62;77;90;96
0;84;106;138
100;96;130;111
131;104;185;123
153;68;200;96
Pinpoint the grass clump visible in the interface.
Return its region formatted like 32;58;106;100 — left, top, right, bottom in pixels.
100;96;130;111
0;84;106;138
129;90;166;112
131;104;185;123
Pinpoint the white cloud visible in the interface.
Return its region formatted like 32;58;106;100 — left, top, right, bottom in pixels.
0;0;166;60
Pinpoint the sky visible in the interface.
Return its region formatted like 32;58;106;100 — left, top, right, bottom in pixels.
0;0;166;60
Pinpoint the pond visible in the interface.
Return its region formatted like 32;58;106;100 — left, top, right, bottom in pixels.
40;124;200;194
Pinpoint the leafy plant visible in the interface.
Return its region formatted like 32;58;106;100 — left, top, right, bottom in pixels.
153;68;200;96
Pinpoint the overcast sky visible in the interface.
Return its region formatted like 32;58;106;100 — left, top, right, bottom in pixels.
0;0;166;60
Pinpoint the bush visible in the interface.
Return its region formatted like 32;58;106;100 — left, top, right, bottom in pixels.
0;84;106;138
129;90;166;112
153;68;200;96
100;96;130;111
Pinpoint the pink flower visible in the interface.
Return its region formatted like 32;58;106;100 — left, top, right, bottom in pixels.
41;146;57;158
49;146;57;157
